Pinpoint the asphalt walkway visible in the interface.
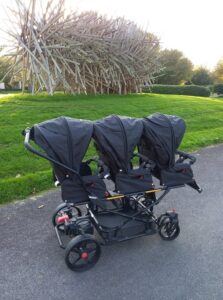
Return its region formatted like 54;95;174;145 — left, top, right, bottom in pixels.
0;144;223;300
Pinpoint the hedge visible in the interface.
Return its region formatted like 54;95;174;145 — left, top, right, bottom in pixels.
213;84;223;95
142;84;211;97
0;170;52;204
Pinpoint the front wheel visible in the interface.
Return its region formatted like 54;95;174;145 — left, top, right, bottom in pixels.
158;217;180;241
65;234;101;272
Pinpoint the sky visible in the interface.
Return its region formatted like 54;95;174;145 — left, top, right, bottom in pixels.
0;0;222;70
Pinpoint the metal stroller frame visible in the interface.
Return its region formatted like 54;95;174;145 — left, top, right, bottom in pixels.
23;114;202;272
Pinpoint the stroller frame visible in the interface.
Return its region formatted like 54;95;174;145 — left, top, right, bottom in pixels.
54;187;171;249
24;127;201;271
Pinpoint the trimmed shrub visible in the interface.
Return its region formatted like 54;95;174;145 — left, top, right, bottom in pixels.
142;84;210;97
213;84;223;95
191;67;213;86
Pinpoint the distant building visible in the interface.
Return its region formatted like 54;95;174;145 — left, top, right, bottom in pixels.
0;82;5;89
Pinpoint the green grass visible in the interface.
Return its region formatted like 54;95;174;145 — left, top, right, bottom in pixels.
0;92;223;204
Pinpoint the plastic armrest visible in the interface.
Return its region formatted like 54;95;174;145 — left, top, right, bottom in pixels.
176;150;196;165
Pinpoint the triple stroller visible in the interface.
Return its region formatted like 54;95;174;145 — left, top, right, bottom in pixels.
24;113;202;271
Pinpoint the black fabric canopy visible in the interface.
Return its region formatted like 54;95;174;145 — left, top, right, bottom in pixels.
93;115;143;175
30;113;185;181
31;117;93;179
139;113;186;169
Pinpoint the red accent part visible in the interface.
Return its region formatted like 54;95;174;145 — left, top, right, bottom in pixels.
56;214;70;224
167;208;176;214
81;252;89;259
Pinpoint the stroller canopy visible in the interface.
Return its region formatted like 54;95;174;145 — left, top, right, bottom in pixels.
31;117;93;174
140;113;186;168
93;115;143;175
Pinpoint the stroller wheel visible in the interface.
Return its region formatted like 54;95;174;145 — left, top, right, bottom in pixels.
52;203;82;231
158;217;180;241
65;234;101;272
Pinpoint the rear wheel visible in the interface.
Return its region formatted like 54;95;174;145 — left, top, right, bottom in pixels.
158;217;180;241
65;234;101;272
52;203;82;231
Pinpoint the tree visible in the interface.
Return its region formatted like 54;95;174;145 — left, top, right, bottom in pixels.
3;0;161;95
191;67;213;86
213;60;223;83
0;53;13;86
155;49;193;85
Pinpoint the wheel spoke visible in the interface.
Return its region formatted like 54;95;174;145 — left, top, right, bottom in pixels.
71;248;81;254
167;224;175;235
87;247;96;254
81;241;88;249
72;256;81;265
85;242;96;248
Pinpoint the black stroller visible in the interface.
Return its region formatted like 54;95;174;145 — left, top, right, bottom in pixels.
23;114;202;272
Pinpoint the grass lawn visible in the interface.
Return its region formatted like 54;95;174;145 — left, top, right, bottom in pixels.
0;92;223;204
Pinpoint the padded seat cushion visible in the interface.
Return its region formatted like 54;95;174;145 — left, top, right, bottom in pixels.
160;163;194;186
115;168;153;194
61;175;107;204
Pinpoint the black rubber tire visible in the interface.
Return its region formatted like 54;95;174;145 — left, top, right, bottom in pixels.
158;217;180;241
65;234;101;272
52;202;82;228
157;215;166;227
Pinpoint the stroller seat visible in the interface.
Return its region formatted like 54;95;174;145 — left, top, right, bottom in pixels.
30;116;108;205
156;162;194;187
93;115;154;195
139;113;201;191
115;167;153;194
61;171;107;205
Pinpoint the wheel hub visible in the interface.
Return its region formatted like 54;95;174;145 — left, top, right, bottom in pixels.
81;252;89;260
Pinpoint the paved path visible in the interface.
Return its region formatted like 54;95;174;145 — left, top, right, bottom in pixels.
0;144;223;300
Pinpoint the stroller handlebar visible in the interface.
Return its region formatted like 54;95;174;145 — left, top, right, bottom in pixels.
176;150;196;165
23;128;81;177
24;128;110;181
24;128;34;153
